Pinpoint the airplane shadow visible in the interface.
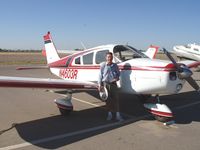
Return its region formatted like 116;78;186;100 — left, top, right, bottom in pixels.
14;105;148;149
159;91;200;124
13;90;200;149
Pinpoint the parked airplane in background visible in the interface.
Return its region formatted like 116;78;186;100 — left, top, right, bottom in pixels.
173;43;200;61
0;32;200;123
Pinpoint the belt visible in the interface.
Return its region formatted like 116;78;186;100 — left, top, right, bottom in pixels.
104;81;116;85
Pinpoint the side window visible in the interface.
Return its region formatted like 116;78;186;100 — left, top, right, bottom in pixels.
75;57;81;64
95;50;109;64
66;57;72;67
83;52;94;64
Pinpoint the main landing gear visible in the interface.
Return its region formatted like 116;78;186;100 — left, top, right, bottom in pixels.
139;94;173;122
54;90;73;115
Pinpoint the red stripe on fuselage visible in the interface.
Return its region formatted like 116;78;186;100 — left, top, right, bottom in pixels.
54;65;176;72
48;56;71;67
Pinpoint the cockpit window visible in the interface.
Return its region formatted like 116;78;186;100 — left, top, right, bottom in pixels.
95;50;109;64
113;45;147;62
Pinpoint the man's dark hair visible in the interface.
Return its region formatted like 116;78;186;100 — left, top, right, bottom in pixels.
106;52;113;56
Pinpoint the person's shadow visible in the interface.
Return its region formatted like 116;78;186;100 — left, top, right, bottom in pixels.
119;63;135;93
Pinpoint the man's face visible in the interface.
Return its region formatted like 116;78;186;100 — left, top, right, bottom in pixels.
106;54;113;64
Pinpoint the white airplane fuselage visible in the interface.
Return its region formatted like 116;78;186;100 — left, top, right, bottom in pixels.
49;45;185;95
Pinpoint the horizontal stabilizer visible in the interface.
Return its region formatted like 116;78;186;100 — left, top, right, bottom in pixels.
16;66;49;70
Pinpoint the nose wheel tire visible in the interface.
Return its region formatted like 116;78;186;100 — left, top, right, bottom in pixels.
59;108;72;116
154;115;171;122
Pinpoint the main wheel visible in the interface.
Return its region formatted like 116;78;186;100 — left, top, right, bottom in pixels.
59;108;72;116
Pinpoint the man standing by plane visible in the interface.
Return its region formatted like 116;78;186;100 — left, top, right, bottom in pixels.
98;52;123;121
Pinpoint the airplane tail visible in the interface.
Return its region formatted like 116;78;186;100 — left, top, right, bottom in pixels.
144;45;159;59
43;32;60;64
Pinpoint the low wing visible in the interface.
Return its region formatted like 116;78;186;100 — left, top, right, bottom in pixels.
178;60;200;68
0;76;98;90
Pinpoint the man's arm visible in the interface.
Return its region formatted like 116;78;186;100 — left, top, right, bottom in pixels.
111;63;120;82
98;62;105;90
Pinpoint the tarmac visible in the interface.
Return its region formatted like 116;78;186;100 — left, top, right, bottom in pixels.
0;65;200;150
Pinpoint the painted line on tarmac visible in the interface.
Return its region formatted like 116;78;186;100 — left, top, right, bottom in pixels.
173;100;200;111
72;96;101;107
48;90;102;107
65;94;134;118
2;98;200;149
52;91;134;119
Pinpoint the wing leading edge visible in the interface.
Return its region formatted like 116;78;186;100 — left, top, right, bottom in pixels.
177;60;200;68
0;76;98;90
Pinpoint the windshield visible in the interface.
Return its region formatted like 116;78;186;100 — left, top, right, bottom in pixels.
113;45;148;62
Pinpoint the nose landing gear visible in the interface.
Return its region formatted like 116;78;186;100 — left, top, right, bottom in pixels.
140;94;174;122
54;91;73;115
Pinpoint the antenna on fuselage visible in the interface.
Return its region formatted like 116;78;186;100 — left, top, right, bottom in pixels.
80;41;87;50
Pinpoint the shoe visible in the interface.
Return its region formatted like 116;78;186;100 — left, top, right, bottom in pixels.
116;112;124;122
106;112;112;121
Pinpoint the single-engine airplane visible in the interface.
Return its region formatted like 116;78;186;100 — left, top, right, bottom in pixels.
173;43;200;61
0;32;200;122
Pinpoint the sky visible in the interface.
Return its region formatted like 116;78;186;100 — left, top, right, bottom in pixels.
0;0;200;50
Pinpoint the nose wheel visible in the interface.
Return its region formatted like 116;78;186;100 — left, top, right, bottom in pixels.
141;94;174;122
58;108;72;116
54;91;73;116
154;115;172;122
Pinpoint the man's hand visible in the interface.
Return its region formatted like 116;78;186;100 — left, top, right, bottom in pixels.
111;78;119;82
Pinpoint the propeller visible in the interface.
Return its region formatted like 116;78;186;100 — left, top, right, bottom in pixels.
163;48;200;91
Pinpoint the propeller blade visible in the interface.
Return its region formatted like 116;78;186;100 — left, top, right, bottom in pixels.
163;48;181;71
185;77;200;91
163;48;199;91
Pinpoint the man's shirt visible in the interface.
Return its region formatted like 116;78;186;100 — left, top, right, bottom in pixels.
98;62;120;85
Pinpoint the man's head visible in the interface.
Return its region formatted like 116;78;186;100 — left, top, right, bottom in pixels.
106;52;113;64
